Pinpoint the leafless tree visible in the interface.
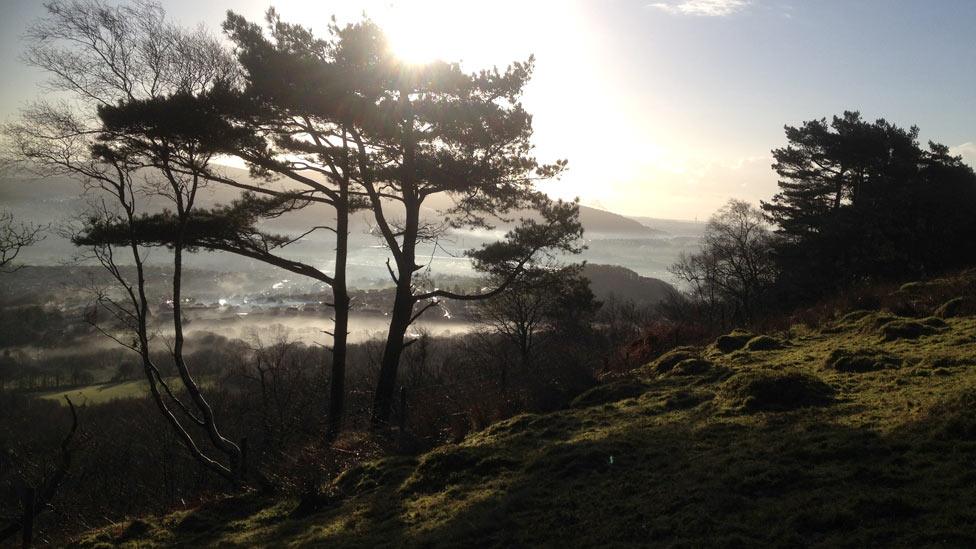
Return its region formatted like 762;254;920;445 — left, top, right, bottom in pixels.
0;211;44;272
669;199;778;323
5;0;244;482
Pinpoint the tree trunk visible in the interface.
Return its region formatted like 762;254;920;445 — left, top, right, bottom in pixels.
371;277;414;427
325;180;350;443
371;87;419;429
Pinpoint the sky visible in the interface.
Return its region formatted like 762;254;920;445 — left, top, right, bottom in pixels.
1;0;974;220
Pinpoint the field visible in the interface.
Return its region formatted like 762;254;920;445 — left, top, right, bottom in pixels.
36;378;205;406
36;380;154;406
72;280;976;547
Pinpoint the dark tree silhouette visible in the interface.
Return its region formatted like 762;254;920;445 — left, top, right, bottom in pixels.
761;111;976;296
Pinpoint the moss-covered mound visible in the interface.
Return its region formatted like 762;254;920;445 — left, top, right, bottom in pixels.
713;329;755;353
571;380;648;408
71;300;976;547
644;346;700;376
880;317;947;341
823;310;899;335
825;348;903;373
916;387;976;441
718;370;835;412
744;335;786;351
934;296;976;319
663;358;714;377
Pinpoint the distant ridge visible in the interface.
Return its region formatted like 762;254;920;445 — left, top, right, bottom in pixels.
582;263;678;306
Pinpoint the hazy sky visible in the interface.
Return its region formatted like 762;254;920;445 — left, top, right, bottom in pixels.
2;0;975;220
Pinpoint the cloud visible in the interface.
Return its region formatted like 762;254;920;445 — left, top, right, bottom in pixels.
951;142;976;169
649;0;751;16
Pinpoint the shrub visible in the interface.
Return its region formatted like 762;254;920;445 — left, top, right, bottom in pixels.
622;321;714;370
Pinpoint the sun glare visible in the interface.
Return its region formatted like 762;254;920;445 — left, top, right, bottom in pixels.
380;2;503;66
285;0;557;67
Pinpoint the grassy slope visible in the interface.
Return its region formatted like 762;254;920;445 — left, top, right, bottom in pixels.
75;286;976;547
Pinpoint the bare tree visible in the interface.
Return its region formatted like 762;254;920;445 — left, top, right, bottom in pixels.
669;199;778;323
0;211;44;272
477;264;597;382
6;0;244;482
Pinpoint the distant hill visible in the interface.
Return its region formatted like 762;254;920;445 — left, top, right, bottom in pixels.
629;215;706;238
1;167;665;242
577;207;663;236
582;263;677;306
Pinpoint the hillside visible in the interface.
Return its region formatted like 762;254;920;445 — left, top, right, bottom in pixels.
582;263;678;306
74;273;976;547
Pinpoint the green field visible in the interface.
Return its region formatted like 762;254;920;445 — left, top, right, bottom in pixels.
36;380;153;406
73;278;976;547
36;377;204;406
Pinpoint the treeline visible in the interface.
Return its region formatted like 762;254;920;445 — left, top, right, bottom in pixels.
667;111;976;333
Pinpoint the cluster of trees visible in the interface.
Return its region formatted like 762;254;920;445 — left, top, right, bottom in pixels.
672;111;976;324
4;0;582;485
765;111;976;297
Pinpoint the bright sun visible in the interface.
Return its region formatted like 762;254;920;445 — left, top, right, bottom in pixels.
381;2;490;65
